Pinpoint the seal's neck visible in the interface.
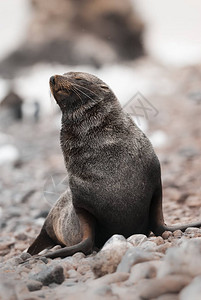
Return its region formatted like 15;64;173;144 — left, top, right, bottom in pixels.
61;94;121;134
60;96;124;166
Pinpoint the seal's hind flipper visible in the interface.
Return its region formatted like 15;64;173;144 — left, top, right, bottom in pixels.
149;183;201;235
43;237;93;258
42;209;95;259
27;228;56;255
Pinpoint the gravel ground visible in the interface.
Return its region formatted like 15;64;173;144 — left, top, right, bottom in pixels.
0;61;201;300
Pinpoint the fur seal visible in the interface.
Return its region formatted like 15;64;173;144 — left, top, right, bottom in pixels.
28;72;201;258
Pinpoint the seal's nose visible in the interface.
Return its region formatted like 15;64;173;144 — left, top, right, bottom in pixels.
50;76;55;85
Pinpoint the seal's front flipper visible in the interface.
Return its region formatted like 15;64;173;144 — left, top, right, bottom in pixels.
43;209;95;259
27;227;56;255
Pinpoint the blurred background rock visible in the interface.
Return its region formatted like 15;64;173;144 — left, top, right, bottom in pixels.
0;0;144;77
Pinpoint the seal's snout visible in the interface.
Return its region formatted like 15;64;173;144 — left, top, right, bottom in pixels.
50;76;55;86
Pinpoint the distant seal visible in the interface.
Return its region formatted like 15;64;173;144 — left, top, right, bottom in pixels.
28;72;201;258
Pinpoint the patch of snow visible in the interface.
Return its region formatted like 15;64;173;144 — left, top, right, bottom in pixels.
0;0;31;60
133;0;201;66
149;130;168;148
14;63;164;120
0;144;20;166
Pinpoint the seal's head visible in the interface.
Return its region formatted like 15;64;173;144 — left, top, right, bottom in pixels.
49;72;113;114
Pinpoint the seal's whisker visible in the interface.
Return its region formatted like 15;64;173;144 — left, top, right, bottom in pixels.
73;82;97;97
71;87;82;102
73;85;95;102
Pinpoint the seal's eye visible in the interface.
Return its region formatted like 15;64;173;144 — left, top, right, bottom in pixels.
74;77;87;85
100;84;109;90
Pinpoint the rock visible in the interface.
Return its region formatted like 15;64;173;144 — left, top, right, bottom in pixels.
89;272;129;287
0;280;18;300
128;260;162;284
6;207;22;218
38;256;48;264
156;242;172;254
92;285;113;298
117;247;160;273
140;241;158;251
67;269;80;281
0;237;15;250
72;252;86;260
185;195;201;208
15;242;27;251
30;265;64;286
0;90;23;129
162;231;173;239
101;234;127;250
20;252;31;261
12;256;24;266
184;227;201;238
158;239;201;278
149;236;165;245
127;234;148;246
180;276;201;300
26;279;43;291
137;275;191;299
188;91;201;103
111;285;139;300
0;277;28;300
77;263;91;276
61;260;74;278
173;230;183;238
185;227;201;234
156;294;179;300
13;0;144;68
15;232;28;241
178;147;199;159
90;235;131;277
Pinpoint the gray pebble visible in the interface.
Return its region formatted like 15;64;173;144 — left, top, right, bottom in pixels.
39;256;48;264
13;257;24;265
26;280;43;291
20;252;31;261
30;265;64;286
94;285;112;296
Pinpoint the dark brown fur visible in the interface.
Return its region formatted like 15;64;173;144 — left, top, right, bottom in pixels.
28;72;201;258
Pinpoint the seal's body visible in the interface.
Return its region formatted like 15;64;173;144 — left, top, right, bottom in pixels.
28;72;201;258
